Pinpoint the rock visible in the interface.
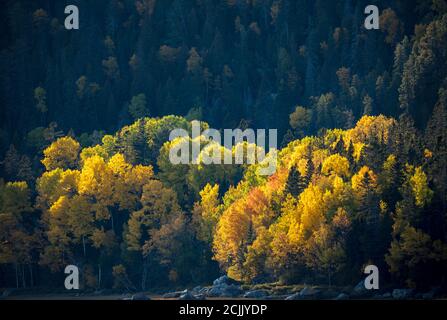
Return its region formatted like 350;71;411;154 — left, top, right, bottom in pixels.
285;292;301;300
194;294;206;300
1;288;14;298
353;281;366;292
299;286;321;299
392;289;414;300
335;293;349;300
422;292;433;299
213;275;238;286
268;294;290;300
198;287;209;294
207;276;243;297
207;284;243;298
162;292;179;298
243;290;269;299
351;280;369;297
224;284;243;297
132;293;150;300
422;287;440;300
213;275;228;286
162;290;184;298
192;286;203;293
179;290;197;300
207;285;225;297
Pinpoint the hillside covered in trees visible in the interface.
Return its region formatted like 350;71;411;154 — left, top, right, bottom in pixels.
1;0;447;294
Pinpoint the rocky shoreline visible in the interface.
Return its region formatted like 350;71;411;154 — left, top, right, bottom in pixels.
1;275;443;300
153;276;443;301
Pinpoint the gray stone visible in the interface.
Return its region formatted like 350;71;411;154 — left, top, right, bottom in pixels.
299;286;321;298
243;290;269;299
132;293;150;300
392;289;414;300
194;294;206;300
224;284;243;297
285;292;301;300
198;287;209;295
422;287;440;300
264;295;282;300
351;280;369;297
414;293;423;299
162;291;184;298
207;284;242;297
179;290;197;300
335;293;349;300
192;286;203;293
207;285;226;297
213;275;237;286
1;288;14;298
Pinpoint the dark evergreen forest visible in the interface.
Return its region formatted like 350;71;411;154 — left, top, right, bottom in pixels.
1;0;447;297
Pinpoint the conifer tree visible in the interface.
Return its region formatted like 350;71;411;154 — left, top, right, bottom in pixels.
285;165;307;197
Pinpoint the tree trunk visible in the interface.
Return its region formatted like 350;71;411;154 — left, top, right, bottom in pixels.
29;264;34;287
141;259;148;291
82;236;86;257
15;264;19;289
328;268;332;288
22;264;26;288
98;264;102;289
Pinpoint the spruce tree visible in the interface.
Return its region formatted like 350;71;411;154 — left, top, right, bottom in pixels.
285;165;307;197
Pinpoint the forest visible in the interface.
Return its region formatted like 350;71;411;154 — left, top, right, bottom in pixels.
0;0;447;294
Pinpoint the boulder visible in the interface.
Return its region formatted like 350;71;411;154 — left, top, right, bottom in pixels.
207;284;242;298
299;286;321;299
213;275;238;286
422;287;440;300
162;290;186;298
132;293;150;300
207;285;224;297
162;291;182;298
192;286;203;294
198;287;209;295
392;289;414;300
243;290;269;299
422;291;434;300
224;284;243;297
264;295;286;300
335;293;349;300
179;290;197;300
285;292;301;300
351;280;369;297
414;293;423;299
1;288;14;298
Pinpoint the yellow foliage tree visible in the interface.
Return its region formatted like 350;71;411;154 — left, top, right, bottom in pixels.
42;137;80;170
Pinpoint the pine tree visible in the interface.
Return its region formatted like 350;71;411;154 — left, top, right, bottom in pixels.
425;93;447;211
285;165;307;197
346;140;355;167
305;150;315;184
334;136;345;154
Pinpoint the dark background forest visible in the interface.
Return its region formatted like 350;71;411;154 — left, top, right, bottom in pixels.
1;0;447;295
